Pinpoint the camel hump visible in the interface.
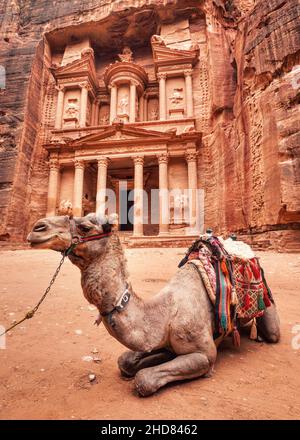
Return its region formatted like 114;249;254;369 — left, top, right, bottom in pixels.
220;237;256;259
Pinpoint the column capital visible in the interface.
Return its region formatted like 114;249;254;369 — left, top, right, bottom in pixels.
97;156;109;167
74;159;85;169
48;158;59;170
185;151;198;162
109;82;117;90
55;84;65;92
157;153;169;164
79;82;91;91
184;69;193;77
157;72;167;80
132;156;144;166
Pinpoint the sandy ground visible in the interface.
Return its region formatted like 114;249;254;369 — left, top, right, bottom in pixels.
0;248;299;420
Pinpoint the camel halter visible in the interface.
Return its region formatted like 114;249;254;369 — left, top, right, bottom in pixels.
100;283;131;328
66;217;112;255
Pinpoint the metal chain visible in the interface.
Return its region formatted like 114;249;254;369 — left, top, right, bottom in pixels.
0;252;67;337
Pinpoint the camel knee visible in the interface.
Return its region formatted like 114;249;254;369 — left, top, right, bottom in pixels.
264;330;280;344
256;304;280;344
204;351;217;377
118;351;141;377
203;344;217;369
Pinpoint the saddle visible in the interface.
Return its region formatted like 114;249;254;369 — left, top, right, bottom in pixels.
179;235;274;346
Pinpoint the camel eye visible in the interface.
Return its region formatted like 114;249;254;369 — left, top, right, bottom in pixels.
78;224;92;233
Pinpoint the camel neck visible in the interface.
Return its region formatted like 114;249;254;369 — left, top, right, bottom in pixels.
79;234;169;352
80;234;131;315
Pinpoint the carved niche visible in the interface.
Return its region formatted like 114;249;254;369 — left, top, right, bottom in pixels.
117;85;130;123
118;95;129;115
148;97;159;121
168;87;184;119
63;98;80;128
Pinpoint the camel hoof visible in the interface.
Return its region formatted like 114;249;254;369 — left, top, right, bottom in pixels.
134;370;159;397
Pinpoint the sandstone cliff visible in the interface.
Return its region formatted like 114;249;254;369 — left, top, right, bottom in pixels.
0;0;299;250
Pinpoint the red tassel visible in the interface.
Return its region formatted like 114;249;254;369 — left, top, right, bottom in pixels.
232;327;241;347
250;319;258;340
244;293;250;310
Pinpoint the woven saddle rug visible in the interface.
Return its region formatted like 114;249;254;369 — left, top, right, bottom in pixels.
179;236;273;345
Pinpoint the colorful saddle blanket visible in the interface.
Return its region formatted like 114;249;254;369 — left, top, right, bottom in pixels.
179;236;273;343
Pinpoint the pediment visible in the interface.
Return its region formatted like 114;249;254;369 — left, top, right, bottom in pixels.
52;51;97;85
56;59;89;75
151;35;199;66
70;124;171;147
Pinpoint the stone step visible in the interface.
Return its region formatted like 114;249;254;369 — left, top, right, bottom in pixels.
126;235;198;248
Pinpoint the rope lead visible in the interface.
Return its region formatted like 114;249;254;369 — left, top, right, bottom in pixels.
0;252;67;337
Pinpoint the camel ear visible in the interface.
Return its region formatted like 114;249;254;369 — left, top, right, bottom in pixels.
95;212;118;232
95;213;107;225
108;213;118;225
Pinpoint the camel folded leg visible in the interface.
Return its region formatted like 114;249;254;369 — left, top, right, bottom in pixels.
134;352;214;397
256;302;280;343
118;349;176;378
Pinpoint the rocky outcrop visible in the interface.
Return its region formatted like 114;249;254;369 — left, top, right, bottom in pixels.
0;0;299;250
202;0;300;250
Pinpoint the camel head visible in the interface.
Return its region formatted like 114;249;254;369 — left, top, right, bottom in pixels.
27;213;118;263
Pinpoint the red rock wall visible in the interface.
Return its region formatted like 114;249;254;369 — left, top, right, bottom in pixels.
201;0;300;250
0;0;299;250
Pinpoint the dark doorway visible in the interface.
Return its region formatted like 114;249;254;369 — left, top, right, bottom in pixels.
119;189;134;231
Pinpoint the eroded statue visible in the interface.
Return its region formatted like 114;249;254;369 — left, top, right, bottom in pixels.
118;96;129;114
118;46;133;63
169;88;184;107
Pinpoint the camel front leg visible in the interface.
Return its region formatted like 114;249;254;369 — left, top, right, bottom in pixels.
134;352;213;397
118;349;176;378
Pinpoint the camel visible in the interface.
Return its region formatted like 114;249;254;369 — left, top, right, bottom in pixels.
27;213;280;396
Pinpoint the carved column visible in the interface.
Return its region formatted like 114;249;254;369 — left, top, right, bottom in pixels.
46;158;59;216
184;70;194;118
158;73;167;120
54;86;64;129
92;99;100;126
73;160;85;216
143;95;148;121
79;84;89;127
96;100;101;125
133;156;144;236
129;82;136;123
185;151;198;233
139;94;144;122
110;84;117;123
96;157;108;217
158;153;169;235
